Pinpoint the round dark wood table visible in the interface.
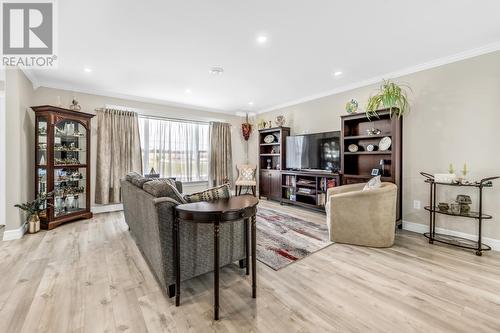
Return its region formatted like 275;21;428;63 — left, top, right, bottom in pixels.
174;195;259;320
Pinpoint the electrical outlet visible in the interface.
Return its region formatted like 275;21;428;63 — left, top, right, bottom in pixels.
413;200;421;209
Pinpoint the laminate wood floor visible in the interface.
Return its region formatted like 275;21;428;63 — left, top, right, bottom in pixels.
1;200;499;332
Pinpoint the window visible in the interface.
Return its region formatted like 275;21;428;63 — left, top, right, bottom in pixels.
139;116;209;182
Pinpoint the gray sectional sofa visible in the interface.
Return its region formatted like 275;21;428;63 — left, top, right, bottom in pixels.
121;176;246;297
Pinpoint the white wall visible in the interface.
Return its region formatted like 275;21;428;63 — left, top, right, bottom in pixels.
5;68;35;233
258;50;500;241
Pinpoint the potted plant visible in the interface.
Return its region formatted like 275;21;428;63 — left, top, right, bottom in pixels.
366;80;411;119
14;192;53;233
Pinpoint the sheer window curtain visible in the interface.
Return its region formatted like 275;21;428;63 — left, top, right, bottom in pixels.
139;117;209;182
209;122;232;187
95;108;142;204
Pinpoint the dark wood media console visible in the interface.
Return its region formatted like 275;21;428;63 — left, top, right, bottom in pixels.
281;170;340;211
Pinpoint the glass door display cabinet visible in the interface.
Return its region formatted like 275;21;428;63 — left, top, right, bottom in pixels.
32;105;95;230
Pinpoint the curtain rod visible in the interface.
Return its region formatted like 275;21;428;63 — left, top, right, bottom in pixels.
95;107;231;126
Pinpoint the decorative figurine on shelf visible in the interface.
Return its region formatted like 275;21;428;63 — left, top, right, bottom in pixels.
257;118;267;130
69;98;81;111
448;163;455;174
266;159;272;169
268;120;272;128
275;115;286;127
366;127;381;136
456;195;472;214
14;192;53;234
379;159;385;176
38;124;47;135
345;99;359;114
241;113;253;141
450;203;461;214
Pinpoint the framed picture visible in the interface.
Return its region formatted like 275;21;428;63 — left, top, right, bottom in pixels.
371;168;380;176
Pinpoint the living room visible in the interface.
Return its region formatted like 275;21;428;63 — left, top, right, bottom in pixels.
1;1;500;332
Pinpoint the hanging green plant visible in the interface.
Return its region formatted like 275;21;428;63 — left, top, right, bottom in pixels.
366;80;411;119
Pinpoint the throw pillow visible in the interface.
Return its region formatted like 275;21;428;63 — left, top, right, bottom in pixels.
143;179;187;203
126;171;152;188
363;176;382;191
184;183;231;203
238;166;256;181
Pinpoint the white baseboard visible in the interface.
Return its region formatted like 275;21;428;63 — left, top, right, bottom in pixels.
2;222;28;241
91;204;123;214
402;220;500;251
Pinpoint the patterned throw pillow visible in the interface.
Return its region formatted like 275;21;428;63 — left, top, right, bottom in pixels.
363;176;382;191
184;183;231;203
126;171;152;188
143;179;187;203
240;166;255;181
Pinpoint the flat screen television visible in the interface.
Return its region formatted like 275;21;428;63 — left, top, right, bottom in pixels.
286;131;340;172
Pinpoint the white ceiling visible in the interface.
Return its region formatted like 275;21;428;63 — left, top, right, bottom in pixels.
29;0;500;113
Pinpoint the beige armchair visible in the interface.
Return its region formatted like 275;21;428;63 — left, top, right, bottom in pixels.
325;182;397;247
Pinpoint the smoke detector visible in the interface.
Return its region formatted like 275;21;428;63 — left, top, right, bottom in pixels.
209;66;224;75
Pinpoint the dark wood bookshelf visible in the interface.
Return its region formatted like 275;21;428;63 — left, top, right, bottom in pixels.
258;127;290;200
340;109;402;222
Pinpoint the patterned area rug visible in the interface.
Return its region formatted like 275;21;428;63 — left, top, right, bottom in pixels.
256;207;332;270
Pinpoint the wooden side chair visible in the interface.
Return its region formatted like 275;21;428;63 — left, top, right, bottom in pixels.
235;164;257;196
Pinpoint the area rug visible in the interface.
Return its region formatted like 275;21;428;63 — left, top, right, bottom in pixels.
256;207;332;270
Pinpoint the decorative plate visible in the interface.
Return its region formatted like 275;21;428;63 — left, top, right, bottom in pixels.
347;144;359;152
366;144;375;152
379;136;392;151
264;134;276;143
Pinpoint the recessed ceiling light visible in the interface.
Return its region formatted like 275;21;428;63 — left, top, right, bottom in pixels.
185;89;192;94
209;66;224;75
248;101;254;106
84;67;92;73
333;71;343;77
256;35;268;44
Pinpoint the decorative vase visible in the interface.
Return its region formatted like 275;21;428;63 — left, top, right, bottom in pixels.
28;213;40;234
345;99;359;114
275;115;286;127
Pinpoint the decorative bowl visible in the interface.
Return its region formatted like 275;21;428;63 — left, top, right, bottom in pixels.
438;202;449;212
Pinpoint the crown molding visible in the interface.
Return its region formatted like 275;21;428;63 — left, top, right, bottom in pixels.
19;67;40;89
15;41;500;116
36;80;235;115
257;41;500;114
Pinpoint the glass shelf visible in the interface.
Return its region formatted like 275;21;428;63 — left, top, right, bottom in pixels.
424;206;492;220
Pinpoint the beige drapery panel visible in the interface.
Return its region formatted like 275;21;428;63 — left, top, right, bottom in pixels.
209;122;232;187
95;108;142;204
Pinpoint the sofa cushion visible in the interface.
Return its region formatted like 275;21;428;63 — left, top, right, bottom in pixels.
184;183;231;203
143;178;187;203
363;176;382;191
126;171;152;188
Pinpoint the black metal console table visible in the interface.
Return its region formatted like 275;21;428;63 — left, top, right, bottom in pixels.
420;172;499;256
